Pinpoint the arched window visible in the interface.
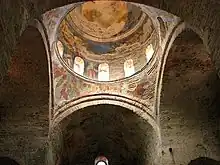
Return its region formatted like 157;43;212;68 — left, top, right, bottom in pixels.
98;63;109;81
73;57;85;75
95;156;109;165
145;44;154;63
56;40;64;56
124;59;135;77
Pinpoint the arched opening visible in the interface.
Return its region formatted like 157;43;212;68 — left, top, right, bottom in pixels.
124;59;135;77
160;30;220;164
0;26;49;164
73;57;85;76
51;104;159;165
57;40;64;56
188;157;220;165
0;157;20;165
98;63;109;81
145;44;154;63
95;156;109;165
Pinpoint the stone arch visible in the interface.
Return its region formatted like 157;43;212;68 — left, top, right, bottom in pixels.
49;103;161;165
158;25;220;164
30;18;55;126
0;25;50;164
2;0;220;84
154;22;185;116
188;157;220;165
155;22;206;115
1;1;220;165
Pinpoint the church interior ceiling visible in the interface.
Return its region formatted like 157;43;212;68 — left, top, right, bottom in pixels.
57;1;158;81
41;1;180;118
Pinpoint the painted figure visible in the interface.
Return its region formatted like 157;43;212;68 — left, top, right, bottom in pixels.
86;62;97;79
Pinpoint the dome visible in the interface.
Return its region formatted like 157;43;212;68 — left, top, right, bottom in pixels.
55;1;159;81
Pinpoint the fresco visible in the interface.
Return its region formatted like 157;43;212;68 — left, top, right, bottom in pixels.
80;1;128;38
58;10;154;55
84;61;98;80
40;2;181;119
56;1;158;81
86;40;116;54
71;1;143;39
42;5;73;39
52;51;158;112
54;63;79;100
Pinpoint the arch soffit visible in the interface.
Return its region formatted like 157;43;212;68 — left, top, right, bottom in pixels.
28;19;54;124
26;3;210;135
50;94;160;139
28;8;186;127
154;22;210;116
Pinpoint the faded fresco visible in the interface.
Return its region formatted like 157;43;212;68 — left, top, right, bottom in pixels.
52;51;158;111
56;1;158;81
41;2;180;119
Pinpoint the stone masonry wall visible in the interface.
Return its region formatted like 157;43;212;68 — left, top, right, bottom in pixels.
160;31;220;165
0;27;49;165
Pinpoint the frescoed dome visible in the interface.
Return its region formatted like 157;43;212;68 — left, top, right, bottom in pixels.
55;1;159;81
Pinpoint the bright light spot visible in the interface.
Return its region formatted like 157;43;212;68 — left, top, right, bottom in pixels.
124;59;135;77
98;63;109;81
97;161;106;165
145;44;154;63
73;56;85;75
95;156;109;165
56;40;64;56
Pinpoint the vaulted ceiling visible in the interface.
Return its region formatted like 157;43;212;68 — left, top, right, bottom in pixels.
0;0;220;79
0;1;220;165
